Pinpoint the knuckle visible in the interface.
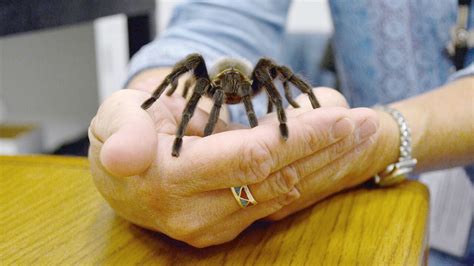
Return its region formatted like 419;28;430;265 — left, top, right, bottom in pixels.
312;87;349;108
265;214;279;221
294;183;304;195
188;232;233;248
332;137;352;156
358;107;378;119
281;194;295;206
302;123;326;152
269;172;291;196
270;165;299;195
274;190;299;209
163;214;204;241
186;237;212;248
238;140;273;183
109;88;128;99
354;136;376;155
272;198;286;211
106;89;137;107
159;174;189;197
321;135;355;167
266;210;289;221
329;159;350;182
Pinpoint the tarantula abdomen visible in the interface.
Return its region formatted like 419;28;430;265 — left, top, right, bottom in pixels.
141;53;320;157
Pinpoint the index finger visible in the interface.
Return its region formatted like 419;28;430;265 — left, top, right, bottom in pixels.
175;106;363;191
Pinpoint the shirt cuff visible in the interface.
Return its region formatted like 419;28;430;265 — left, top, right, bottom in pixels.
447;62;474;82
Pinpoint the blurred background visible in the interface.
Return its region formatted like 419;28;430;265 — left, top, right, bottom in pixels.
0;0;333;156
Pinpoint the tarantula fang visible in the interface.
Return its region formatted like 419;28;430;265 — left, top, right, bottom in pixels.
141;53;320;157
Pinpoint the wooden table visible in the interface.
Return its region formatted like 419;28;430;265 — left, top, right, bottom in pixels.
0;156;429;265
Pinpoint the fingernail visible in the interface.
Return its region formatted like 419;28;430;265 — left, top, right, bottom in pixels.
358;119;378;139
331;118;355;139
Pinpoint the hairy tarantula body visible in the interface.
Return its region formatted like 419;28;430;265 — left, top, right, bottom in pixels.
208;57;254;104
141;53;320;157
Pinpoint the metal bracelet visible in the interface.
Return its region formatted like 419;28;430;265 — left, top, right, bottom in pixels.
373;105;417;187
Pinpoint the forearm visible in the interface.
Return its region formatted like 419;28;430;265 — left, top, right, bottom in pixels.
372;77;474;175
392;76;474;172
126;68;230;123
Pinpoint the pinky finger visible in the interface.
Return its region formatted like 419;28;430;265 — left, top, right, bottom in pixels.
190;188;300;247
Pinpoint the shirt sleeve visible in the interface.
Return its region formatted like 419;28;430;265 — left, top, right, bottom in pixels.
126;0;291;85
447;4;474;82
447;62;474;82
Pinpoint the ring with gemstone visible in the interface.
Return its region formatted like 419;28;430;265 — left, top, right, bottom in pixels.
231;185;257;208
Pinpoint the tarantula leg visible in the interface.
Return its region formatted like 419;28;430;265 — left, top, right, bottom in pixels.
253;58;289;139
254;80;288;139
183;77;195;98
172;78;209;157
266;85;289;139
283;81;300;108
141;67;188;109
267;98;273;114
275;66;320;109
241;82;258;128
165;79;179;96
204;88;224;136
142;53;209;110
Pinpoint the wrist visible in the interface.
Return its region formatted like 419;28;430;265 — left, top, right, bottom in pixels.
373;106;418;186
363;109;401;177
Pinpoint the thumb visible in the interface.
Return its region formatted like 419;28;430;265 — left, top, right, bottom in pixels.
89;89;157;177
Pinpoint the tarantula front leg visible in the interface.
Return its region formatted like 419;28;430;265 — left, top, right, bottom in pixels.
203;87;224;136
141;53;209;109
283;81;300;108
265;83;288;139
166;76;195;99
241;82;258;128
252;64;289;139
165;79;179;96
266;97;273;114
182;77;195;98
275;65;321;109
172;78;210;156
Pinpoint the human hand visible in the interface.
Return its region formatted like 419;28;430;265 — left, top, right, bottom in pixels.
88;82;380;247
264;87;398;220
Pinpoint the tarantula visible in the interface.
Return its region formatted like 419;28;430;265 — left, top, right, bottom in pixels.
141;53;320;157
